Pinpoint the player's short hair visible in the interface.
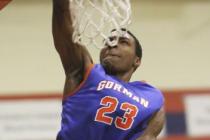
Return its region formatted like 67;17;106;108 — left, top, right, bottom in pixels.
111;28;142;59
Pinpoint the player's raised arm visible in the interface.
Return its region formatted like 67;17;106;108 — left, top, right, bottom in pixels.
136;107;165;140
52;0;92;76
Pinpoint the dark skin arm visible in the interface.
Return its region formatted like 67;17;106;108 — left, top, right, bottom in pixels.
52;0;93;95
136;107;165;140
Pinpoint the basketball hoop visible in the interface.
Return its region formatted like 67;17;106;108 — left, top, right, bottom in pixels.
69;0;132;49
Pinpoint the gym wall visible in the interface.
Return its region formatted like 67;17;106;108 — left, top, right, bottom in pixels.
0;0;209;140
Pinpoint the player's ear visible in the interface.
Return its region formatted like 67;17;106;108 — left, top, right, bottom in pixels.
133;57;141;70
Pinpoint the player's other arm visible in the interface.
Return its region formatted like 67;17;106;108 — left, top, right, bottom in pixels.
136;107;165;140
52;0;92;77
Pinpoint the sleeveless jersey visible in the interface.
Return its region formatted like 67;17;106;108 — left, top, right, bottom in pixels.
57;64;164;140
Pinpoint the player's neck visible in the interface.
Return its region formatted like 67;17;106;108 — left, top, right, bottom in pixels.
113;69;133;82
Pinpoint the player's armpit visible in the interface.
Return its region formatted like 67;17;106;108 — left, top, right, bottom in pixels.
52;0;93;76
136;107;165;140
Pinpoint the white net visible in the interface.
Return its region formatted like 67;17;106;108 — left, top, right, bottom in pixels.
70;0;132;48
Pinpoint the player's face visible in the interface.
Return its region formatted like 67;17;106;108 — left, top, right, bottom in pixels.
100;31;141;75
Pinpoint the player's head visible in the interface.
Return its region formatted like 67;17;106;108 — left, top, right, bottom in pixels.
100;28;142;76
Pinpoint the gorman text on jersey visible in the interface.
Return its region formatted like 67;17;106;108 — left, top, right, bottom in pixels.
96;80;149;108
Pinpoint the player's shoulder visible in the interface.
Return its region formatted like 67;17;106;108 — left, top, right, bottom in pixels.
130;81;164;104
131;81;161;93
90;64;105;73
139;81;164;109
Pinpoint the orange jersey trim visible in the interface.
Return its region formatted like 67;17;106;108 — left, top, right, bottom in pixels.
63;64;94;100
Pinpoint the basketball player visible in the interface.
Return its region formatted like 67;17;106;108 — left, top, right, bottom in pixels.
53;0;165;140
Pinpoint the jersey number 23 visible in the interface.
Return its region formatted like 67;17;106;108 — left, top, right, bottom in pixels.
95;96;139;130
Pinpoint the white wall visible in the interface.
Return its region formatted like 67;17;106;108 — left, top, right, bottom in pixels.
131;0;210;90
0;0;210;94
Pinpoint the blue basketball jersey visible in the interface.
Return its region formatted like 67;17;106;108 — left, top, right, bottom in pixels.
57;64;164;140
